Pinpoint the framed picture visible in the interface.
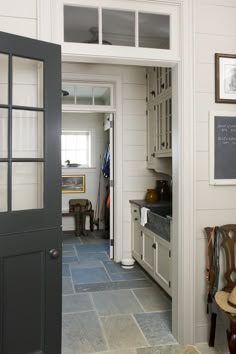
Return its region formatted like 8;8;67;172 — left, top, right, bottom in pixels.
62;175;85;193
215;53;236;103
209;111;236;185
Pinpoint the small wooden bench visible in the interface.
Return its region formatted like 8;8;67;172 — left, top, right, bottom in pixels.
63;199;94;236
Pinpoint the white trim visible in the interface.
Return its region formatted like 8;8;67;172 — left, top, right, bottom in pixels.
62;72;123;263
209;111;236;185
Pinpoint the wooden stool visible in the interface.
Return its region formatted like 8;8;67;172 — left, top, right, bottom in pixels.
68;199;94;237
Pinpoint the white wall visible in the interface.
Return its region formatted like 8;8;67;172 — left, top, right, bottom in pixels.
62;112;109;230
194;0;236;344
0;0;37;38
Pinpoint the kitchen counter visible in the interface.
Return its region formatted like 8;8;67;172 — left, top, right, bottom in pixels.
129;199;172;208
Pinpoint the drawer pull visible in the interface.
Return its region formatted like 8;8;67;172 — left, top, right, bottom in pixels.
134;217;138;221
134;209;137;213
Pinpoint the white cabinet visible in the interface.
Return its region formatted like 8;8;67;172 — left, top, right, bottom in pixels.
142;228;155;274
131;204;142;262
130;203;172;296
146;66;172;163
154;236;171;295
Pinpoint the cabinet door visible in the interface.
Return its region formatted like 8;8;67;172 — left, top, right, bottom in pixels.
146;105;157;168
155;239;171;295
146;67;156;103
131;205;142;261
156;96;172;157
142;229;155;274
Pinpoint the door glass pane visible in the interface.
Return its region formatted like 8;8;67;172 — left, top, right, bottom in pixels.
12;56;44;108
102;9;135;47
76;86;93;105
62;85;75;105
12;110;43;158
12;162;43;211
0;163;7;212
139;13;170;49
64;6;99;44
0;108;8;158
94;87;111;105
0;53;9;105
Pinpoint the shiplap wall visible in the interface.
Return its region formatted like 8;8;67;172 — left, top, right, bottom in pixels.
194;0;236;344
0;0;37;38
62;63;160;259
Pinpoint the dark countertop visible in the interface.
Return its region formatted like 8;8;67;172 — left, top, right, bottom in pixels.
129;200;172;208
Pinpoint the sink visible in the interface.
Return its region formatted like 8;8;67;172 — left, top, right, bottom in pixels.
147;205;172;218
145;205;172;242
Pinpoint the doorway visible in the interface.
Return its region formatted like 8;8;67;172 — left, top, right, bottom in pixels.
61;63;176;353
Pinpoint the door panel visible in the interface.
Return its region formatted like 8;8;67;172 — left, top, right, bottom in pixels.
0;32;62;354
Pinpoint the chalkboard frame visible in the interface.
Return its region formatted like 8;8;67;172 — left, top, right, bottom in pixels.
209;111;236;185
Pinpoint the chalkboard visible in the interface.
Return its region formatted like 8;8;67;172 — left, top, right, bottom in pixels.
210;113;236;184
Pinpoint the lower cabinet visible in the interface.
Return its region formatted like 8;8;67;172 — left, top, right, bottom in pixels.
131;205;172;296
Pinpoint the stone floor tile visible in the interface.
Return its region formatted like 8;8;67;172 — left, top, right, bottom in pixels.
136;344;200;354
62;244;75;251
62;311;107;354
75;279;154;293
63;264;70;277
94;350;136;354
100;314;147;350
78;252;110;262
133;287;171;312
71;267;110;284
62;256;79;263
76;243;109;253
92;289;144;315
63;250;76;257
134;311;176;346
62;277;74;295
109;271;146;281
62;293;93;313
70;260;104;269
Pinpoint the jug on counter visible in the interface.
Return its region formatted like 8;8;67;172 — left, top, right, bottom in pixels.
156;180;171;201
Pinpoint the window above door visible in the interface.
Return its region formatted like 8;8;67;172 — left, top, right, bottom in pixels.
48;0;180;63
64;5;170;50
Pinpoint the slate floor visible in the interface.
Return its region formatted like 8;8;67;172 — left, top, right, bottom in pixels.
62;231;228;354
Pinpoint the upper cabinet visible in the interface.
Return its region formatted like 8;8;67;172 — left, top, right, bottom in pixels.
49;0;180;62
146;66;172;169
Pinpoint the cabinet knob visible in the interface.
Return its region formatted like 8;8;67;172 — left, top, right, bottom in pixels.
134;217;138;221
134;209;137;213
150;90;156;97
152;243;156;249
151;153;156;157
161;142;165;147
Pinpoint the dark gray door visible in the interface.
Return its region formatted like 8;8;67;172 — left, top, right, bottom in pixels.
0;32;62;354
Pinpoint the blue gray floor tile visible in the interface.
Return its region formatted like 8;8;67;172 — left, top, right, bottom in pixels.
62;231;175;354
62;293;93;313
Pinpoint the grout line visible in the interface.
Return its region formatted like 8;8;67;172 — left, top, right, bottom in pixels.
131;289;146;313
131;313;149;347
90;293;110;351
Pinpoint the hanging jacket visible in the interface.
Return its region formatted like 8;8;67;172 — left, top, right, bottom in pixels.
102;144;110;178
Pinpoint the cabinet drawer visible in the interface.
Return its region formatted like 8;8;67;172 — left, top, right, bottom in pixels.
131;205;140;222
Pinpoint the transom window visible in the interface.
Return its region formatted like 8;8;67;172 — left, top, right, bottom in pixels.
61;131;91;167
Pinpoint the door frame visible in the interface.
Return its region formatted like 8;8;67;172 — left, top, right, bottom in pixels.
39;0;195;345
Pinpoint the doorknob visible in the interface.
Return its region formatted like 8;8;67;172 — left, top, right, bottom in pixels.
49;249;60;259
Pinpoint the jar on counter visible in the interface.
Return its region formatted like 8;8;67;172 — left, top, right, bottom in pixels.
145;189;158;203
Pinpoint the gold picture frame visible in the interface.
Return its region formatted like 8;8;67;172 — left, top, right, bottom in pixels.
62;175;85;193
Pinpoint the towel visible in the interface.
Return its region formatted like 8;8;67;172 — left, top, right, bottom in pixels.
140;207;150;226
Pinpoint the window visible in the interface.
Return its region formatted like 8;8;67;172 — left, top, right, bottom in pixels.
61;131;91;167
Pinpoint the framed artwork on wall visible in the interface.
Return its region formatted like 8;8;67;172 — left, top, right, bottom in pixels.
209;111;236;185
62;175;85;193
215;53;236;103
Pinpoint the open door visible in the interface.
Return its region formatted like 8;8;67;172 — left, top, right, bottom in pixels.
109;113;114;259
0;32;62;354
